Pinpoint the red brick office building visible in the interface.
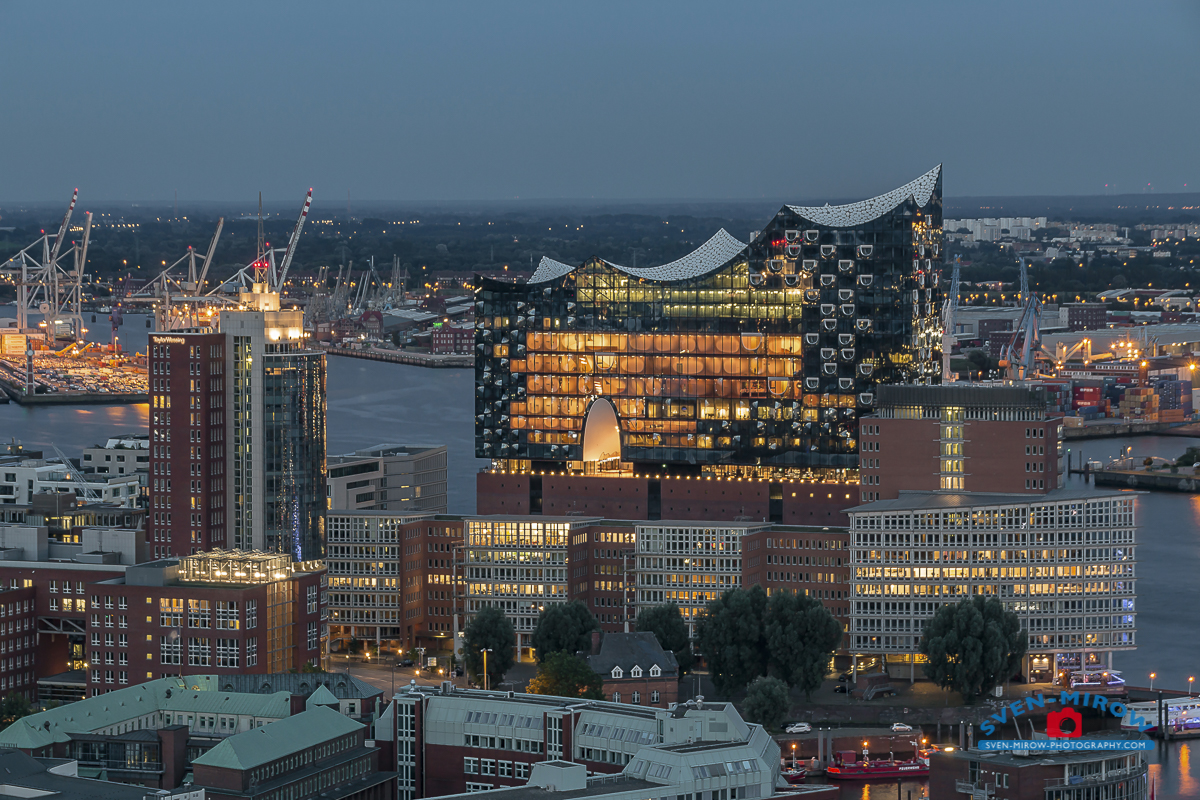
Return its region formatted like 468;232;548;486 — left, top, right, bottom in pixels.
858;384;1063;503
148;332;228;558
84;550;325;695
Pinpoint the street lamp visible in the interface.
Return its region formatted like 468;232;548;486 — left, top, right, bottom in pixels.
790;743;796;769
482;648;494;691
1190;676;1195;697
1150;672;1156;692
416;646;426;677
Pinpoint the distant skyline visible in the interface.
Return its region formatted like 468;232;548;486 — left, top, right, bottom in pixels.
1;1;1196;204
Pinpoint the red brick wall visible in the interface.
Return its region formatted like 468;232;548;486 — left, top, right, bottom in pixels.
740;528;852;649
478;472;857;524
0;587;37;699
475;473;531;515
86;571;325;695
598;676;677;707
864;416;1061;501
149;332;227;557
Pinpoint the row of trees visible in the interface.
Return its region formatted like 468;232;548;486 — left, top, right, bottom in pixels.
465;589;1026;717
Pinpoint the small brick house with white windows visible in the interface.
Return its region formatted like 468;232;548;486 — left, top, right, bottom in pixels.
580;631;679;708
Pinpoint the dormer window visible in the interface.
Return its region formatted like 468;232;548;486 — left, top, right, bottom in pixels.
611;667;623;679
630;666;642;678
650;665;662;678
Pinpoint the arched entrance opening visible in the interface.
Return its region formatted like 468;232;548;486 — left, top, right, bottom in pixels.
581;397;622;472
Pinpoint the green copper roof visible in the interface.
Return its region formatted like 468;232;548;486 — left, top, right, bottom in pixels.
0;676;292;751
305;684;339;708
192;706;363;771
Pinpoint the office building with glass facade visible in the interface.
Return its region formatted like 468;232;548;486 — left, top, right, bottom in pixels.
475;166;944;488
221;285;327;561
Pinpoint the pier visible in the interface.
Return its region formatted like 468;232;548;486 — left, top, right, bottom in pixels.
321;345;472;369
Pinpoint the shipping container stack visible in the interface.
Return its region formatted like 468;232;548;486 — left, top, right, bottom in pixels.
1037;380;1072;415
1154;378;1193;423
1118;386;1160;422
1072;380;1105;421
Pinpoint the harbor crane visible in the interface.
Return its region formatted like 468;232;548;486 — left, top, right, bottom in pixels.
0;190;92;342
221;189;314;294
126;218;229;330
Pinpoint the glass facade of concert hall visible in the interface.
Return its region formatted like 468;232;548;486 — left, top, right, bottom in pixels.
475;166;945;480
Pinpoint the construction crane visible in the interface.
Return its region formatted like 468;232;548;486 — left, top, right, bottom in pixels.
0;190;92;342
50;443;100;503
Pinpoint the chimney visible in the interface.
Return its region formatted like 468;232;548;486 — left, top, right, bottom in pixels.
591;630;602;655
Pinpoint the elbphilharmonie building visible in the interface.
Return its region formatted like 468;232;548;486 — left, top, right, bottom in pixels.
474;166;944;483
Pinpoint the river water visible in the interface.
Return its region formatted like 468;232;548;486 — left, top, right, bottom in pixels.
1;304;1198;795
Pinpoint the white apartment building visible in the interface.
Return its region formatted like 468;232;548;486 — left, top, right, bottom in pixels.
464;516;587;660
0;457;141;507
847;488;1136;682
327;444;448;514
633;521;762;635
81;435;149;476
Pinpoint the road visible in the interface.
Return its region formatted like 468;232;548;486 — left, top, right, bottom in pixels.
327;655;462;697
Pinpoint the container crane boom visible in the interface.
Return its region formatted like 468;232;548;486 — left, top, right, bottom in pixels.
194;217;224;295
48;189;78;270
274;189;312;292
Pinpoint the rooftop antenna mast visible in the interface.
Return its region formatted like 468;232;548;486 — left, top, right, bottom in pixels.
253;192;268;285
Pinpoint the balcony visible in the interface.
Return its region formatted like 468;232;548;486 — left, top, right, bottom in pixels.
1044;764;1147;789
954;780;993;798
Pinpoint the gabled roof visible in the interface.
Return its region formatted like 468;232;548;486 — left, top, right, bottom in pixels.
306;684;339;708
528;230;747;284
582;632;679;678
786;165;942;227
192;706;363;771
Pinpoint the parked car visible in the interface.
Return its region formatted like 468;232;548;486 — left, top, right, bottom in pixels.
891;723;913;732
785;723;812;734
833;684;848;693
397;658;415;667
837;671;853;682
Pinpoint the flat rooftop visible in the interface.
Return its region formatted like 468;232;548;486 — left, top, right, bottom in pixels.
848;486;1134;513
447;776;659;800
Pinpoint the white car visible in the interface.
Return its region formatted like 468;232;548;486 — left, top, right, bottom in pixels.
785;723;812;734
891;723;913;732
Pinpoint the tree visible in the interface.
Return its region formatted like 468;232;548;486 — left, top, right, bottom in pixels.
531;601;599;662
463;606;516;687
695;586;769;697
741;676;789;731
636;603;694;674
0;693;32;730
763;591;842;700
526;651;604;699
919;596;1026;703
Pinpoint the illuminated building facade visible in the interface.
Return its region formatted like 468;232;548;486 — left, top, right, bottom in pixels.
463;516;583;660
847;489;1136;681
474;166;944;487
220;285;327;561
